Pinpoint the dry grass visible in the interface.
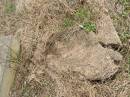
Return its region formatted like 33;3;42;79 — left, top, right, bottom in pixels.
0;0;130;97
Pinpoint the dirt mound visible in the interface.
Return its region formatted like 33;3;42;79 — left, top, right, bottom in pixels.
10;0;130;97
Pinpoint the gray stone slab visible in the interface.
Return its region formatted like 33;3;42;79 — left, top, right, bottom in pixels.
0;35;19;97
0;36;12;88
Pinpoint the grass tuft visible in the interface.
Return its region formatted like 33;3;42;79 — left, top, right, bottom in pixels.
5;2;15;13
62;7;97;33
83;22;96;32
75;7;91;21
119;0;130;17
119;32;130;43
63;18;74;27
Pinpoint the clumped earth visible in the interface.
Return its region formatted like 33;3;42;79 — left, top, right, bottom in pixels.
0;0;130;97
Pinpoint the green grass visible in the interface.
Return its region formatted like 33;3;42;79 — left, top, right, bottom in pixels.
5;2;15;13
62;7;96;32
121;11;129;17
63;18;74;27
119;0;130;17
119;32;130;43
83;22;96;32
121;8;130;18
75;7;91;21
119;0;129;5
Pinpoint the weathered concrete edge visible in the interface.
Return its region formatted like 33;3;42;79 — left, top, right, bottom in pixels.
0;36;20;97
